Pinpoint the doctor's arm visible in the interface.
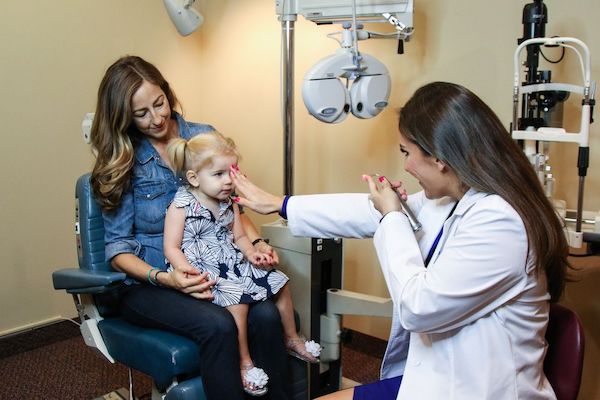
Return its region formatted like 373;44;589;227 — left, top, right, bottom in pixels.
231;167;395;239
374;200;531;334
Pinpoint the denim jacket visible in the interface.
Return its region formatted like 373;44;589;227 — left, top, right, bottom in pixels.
103;113;214;271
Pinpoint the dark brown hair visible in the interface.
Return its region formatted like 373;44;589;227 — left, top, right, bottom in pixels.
399;82;568;301
90;56;179;211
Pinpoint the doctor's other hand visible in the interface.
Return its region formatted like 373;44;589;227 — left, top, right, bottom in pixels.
363;174;404;216
230;166;284;215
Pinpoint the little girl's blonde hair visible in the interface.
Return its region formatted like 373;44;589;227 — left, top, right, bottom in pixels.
167;131;241;175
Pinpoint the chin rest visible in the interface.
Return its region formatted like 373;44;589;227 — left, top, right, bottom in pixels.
53;174;307;400
544;303;585;400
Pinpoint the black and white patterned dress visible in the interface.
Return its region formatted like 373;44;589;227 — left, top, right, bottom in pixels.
167;187;289;307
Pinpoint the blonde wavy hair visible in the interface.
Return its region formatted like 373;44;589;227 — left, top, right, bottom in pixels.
90;56;179;211
167;131;240;179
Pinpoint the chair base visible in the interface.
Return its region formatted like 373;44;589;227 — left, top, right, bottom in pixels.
92;387;134;400
98;318;201;390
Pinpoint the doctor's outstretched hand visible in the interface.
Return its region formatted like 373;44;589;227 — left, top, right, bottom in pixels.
363;174;407;217
230;166;285;215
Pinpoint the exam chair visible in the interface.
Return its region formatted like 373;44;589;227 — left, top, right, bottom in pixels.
53;174;307;400
544;303;585;400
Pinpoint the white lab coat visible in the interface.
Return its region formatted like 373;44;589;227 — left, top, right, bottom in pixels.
287;189;556;399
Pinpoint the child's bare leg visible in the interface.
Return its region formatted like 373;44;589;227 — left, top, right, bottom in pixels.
275;283;320;363
228;303;268;394
273;283;300;340
226;304;252;366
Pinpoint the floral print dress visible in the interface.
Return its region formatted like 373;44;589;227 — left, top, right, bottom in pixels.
167;187;289;307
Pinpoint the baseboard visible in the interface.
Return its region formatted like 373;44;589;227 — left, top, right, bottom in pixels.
343;328;388;357
0;318;80;359
0;316;76;338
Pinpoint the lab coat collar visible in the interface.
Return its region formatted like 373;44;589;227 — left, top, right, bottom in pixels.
452;187;489;217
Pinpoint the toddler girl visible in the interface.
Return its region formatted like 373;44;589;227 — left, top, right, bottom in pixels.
163;131;321;397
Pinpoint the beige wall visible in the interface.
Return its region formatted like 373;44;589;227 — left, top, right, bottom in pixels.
1;0;599;398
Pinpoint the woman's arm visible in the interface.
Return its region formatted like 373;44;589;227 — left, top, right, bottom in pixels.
230;167;382;239
111;252;214;298
105;193;215;299
286;194;382;238
230;168;280;264
230;167;285;214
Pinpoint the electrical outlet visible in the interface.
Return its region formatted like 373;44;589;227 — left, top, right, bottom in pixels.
82;113;94;144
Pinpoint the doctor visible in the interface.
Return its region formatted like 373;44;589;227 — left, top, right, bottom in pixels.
231;81;569;399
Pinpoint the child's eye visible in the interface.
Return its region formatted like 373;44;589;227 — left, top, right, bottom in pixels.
400;149;409;156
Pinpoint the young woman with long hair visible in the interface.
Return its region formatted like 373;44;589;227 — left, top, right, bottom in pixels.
230;81;569;400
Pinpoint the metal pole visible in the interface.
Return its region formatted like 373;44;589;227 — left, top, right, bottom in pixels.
576;176;585;232
282;18;295;195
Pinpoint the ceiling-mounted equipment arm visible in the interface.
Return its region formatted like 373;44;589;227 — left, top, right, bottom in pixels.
163;0;204;36
276;0;414;192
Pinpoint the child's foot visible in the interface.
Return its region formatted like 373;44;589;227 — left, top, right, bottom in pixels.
241;363;269;397
286;336;322;363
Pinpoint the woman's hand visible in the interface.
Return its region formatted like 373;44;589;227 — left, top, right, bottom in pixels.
230;166;284;215
363;174;406;217
161;264;216;300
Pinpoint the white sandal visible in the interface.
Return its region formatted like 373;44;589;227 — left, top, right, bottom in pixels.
241;363;269;397
286;337;322;364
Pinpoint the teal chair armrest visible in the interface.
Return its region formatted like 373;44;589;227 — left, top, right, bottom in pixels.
52;268;126;294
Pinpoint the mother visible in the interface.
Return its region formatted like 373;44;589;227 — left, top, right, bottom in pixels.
231;81;569;400
90;55;288;400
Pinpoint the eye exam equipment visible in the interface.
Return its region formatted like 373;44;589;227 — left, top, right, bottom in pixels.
293;1;413;124
276;0;413;193
511;0;597;250
265;2;413;397
371;174;422;232
399;195;421;232
301;26;392;124
300;6;413;124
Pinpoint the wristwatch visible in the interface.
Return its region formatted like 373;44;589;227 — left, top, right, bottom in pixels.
251;238;270;246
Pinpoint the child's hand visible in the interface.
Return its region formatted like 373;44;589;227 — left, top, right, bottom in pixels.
248;251;274;269
254;241;279;266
